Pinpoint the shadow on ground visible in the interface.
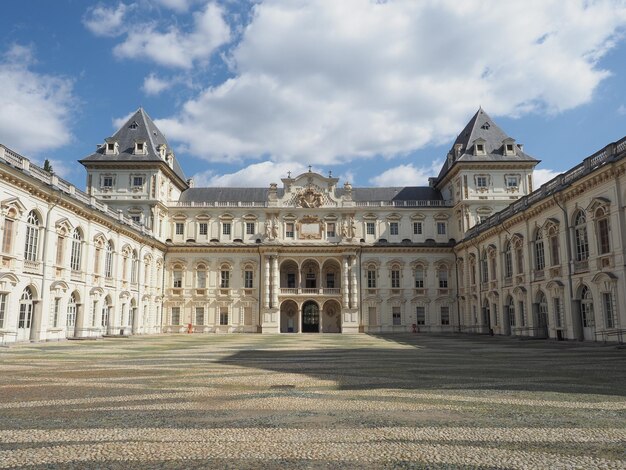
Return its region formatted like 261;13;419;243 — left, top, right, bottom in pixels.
216;333;626;395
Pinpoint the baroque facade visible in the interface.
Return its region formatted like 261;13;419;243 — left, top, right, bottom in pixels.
1;108;625;344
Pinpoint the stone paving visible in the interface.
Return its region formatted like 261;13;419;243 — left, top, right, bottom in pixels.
0;333;625;469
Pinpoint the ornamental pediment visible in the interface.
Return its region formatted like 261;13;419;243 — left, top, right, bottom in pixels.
273;170;344;208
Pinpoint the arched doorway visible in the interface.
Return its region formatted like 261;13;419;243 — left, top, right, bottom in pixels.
302;300;320;333
504;295;515;336
536;291;549;338
102;295;112;334
579;285;595;341
17;287;34;342
66;292;78;338
280;300;298;333
322;300;341;333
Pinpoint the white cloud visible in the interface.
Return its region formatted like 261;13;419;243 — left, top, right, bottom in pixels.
113;2;230;68
142;73;174;95
0;45;74;154
193;161;312;187
112;111;135;129
369;161;442;187
83;3;129;37
153;0;193;12
533;168;561;187
618;104;626;115
156;0;626;165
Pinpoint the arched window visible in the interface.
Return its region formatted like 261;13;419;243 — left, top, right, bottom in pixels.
534;229;545;271
105;241;114;278
506;295;515;327
66;293;77;329
24;211;40;261
580;285;594;327
504;240;513;279
414;265;425;288
172;265;183;288
548;224;560;266
220;264;231;288
196;264;207;288
130;250;138;284
438;265;448;289
18;287;33;329
70;229;82;271
574;211;589;261
101;296;111;328
480;251;488;284
366;264;377;288
595;207;610;254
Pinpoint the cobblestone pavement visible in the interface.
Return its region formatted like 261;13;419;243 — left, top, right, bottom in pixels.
0;333;625;469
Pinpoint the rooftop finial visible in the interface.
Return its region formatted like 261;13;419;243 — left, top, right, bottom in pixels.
308;165;312;172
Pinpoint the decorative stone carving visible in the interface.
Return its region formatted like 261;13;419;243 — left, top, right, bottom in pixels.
297;187;324;208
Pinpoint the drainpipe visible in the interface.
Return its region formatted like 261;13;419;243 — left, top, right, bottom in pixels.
258;245;263;333
454;250;461;332
553;194;579;340
31;197;60;342
161;250;167;333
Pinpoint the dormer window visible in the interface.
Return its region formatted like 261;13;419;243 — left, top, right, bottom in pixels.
104;141;118;155
474;138;486;156
503;138;517;156
134;142;145;154
129;121;138;130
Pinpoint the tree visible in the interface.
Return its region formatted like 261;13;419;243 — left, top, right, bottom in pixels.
43;159;53;173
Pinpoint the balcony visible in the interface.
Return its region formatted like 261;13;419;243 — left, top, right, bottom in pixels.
279;288;341;296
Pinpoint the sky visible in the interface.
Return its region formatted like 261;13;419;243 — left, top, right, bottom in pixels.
1;0;626;190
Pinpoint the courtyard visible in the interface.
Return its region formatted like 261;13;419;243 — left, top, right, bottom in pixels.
0;334;625;469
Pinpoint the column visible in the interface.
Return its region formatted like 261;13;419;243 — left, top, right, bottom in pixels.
298;306;303;333
73;303;84;338
272;256;279;308
29;301;43;342
350;257;358;309
264;256;270;308
342;256;349;307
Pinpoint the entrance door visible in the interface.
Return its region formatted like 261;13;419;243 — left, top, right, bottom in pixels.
580;286;595;341
302;301;320;333
17;288;34;342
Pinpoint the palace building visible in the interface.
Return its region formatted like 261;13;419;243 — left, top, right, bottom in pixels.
1;108;625;344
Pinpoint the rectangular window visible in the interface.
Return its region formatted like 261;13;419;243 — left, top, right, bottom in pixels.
392;307;401;325
603;293;615;328
0;293;6;328
476;176;488;188
437;222;446;235
391;270;400;288
220;270;230;288
173;271;182;288
550;235;560;265
598;218;610;254
244;270;253;288
94;248;101;274
326;272;335;288
171;307;180;325
130;216;141;224
132;176;144;187
505;176;519;188
102;176;113;188
326;222;336;238
219;307;229;325
441;306;450;325
439;270;448;288
366;222;375;236
367;270;376;288
199;223;208;236
246;222;255;235
389;222;399;236
55;235;64;265
195;307;204;325
416;306;425;325
516;248;524;274
222;223;231;236
415;269;424;288
175;223;184;235
413;222;422;235
285;223;294;238
2;218;13;253
53;297;60;328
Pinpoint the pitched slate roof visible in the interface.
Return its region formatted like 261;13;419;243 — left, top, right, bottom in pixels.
179;186;442;203
436;108;538;182
80;108;187;184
